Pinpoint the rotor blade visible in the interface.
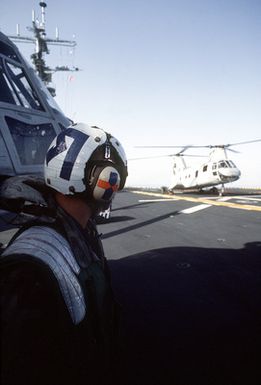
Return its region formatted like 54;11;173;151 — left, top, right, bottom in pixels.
128;154;173;161
226;148;240;154
181;154;208;157
135;139;261;149
135;145;188;148
134;145;209;149
177;146;190;155
129;154;207;160
225;139;261;147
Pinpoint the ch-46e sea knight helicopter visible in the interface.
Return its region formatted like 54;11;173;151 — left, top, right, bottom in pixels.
135;139;261;196
0;28;69;239
0;2;77;184
0;2;103;230
0;2;112;223
0;33;72;183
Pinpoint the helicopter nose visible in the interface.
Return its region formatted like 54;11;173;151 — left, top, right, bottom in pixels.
232;167;241;178
219;167;240;181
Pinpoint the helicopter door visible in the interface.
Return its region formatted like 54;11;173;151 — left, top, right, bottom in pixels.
212;163;217;175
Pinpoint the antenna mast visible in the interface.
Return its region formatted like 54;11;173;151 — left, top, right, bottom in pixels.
8;2;78;96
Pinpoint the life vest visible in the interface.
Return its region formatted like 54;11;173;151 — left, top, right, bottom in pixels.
2;225;86;325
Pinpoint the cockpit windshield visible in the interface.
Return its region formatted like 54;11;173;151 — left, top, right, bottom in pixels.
218;161;228;168
228;160;236;168
32;71;66;116
0;40;20;63
0;58;44;111
218;160;237;168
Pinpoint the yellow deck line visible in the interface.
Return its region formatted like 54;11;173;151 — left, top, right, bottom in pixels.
132;191;261;212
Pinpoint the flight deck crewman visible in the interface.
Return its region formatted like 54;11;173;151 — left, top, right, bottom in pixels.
0;123;128;385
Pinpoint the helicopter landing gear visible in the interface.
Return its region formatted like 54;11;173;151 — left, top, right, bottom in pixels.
161;186;169;194
219;184;225;197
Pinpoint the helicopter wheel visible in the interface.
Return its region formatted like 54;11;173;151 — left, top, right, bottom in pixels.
161;186;168;194
210;187;218;195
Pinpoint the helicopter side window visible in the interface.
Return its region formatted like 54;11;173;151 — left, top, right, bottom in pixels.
2;61;44;111
5;116;56;165
203;165;208;172
212;163;217;175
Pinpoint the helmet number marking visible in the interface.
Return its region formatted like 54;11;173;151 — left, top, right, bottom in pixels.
46;128;89;180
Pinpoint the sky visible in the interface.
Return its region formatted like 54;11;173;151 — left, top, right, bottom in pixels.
1;0;261;188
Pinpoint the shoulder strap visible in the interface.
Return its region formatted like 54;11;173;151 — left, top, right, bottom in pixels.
1;226;86;325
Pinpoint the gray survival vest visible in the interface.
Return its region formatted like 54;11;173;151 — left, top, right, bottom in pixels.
2;225;86;325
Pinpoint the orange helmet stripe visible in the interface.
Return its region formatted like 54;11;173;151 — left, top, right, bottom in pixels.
97;179;119;192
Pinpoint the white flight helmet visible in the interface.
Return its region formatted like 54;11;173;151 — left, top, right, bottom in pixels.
44;123;128;205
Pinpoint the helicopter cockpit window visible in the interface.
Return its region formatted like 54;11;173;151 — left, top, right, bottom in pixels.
218;161;228;168
228;160;236;168
0;67;18;104
0;59;44;111
33;74;66;116
0;41;21;63
5;116;56;165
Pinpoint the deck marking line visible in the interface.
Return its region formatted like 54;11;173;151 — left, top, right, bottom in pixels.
232;196;261;201
138;199;178;203
179;204;212;214
132;191;261;212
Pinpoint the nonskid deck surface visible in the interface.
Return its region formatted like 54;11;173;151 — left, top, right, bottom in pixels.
1;190;260;384
99;190;261;385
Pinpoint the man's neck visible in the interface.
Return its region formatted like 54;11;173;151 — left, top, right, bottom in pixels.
55;192;92;228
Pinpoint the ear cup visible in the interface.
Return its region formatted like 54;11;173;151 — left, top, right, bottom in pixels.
91;165;121;201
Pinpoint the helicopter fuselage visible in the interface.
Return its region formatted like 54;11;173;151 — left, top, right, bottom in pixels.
0;31;71;181
169;158;241;192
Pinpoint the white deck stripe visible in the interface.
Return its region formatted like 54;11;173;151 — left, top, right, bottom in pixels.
179;204;212;214
138;199;177;203
217;197;232;202
234;196;261;202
